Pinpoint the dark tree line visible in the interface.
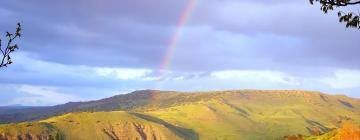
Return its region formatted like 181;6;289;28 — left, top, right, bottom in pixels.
0;23;21;68
310;0;360;29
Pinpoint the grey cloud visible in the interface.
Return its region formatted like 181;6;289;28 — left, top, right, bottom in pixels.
0;0;359;98
1;0;359;72
187;1;360;71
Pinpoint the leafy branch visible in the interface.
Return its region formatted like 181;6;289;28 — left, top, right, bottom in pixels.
310;0;360;29
0;23;22;68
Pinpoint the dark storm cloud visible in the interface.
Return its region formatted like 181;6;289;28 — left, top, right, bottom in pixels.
0;0;192;68
188;0;360;71
0;0;359;72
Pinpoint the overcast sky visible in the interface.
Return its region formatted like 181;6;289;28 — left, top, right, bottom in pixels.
0;0;359;106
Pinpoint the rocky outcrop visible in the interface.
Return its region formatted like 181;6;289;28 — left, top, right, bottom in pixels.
103;121;178;140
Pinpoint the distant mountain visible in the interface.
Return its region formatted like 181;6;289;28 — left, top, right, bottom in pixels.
0;90;359;140
0;90;176;123
0;105;33;114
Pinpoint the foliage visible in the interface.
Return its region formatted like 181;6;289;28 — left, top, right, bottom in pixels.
303;122;360;140
310;0;360;29
0;23;21;68
338;122;360;139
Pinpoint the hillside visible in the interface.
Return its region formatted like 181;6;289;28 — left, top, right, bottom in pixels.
0;112;188;140
304;122;360;140
0;90;360;140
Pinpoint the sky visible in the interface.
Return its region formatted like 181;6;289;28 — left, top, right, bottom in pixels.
0;0;359;106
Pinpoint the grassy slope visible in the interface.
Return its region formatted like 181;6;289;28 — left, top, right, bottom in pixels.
0;122;59;139
0;90;359;140
1;112;185;140
144;90;360;139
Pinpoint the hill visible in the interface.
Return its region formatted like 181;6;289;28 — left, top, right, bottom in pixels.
1;112;189;140
304;122;360;140
0;90;360;140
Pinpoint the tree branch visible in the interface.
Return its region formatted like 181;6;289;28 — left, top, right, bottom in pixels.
0;23;21;68
328;0;360;6
311;0;360;6
310;0;360;30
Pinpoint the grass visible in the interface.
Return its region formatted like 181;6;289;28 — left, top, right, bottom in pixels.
0;90;360;140
0;122;59;139
41;111;184;140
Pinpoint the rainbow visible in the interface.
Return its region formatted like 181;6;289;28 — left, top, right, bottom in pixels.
158;0;197;80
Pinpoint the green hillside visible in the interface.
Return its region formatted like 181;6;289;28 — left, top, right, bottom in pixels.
0;112;186;140
0;90;360;140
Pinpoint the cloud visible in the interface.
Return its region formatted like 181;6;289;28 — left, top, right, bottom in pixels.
0;8;13;16
211;70;302;86
0;0;358;72
11;85;80;106
320;69;360;89
0;52;157;86
1;52;360;106
0;0;360;106
53;23;99;39
95;67;152;80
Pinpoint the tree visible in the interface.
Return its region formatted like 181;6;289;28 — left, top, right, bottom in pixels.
338;122;360;140
310;0;360;29
0;23;21;68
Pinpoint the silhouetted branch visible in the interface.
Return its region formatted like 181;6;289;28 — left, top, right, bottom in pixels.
0;23;21;68
310;0;360;6
310;0;360;29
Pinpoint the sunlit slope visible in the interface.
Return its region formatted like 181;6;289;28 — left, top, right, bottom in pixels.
143;90;360;139
0;90;359;140
0;112;190;140
0;122;61;140
304;122;360;140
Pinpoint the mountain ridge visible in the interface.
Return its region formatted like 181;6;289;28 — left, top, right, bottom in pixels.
0;90;360;140
0;89;358;124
